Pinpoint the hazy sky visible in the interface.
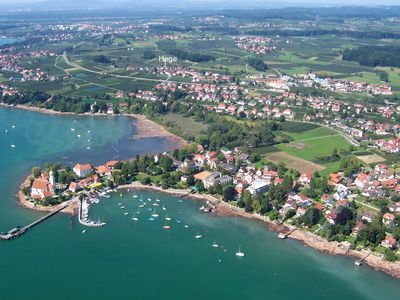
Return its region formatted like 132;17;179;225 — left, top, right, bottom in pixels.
1;0;400;8
0;0;399;4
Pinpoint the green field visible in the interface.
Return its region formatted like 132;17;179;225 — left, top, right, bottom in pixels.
282;126;337;141
163;113;208;137
276;135;349;162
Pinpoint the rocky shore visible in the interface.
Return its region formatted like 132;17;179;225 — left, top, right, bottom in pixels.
116;182;400;279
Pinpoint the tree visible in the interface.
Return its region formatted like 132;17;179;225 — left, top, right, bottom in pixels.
186;175;195;186
243;191;253;213
223;186;237;201
93;55;111;63
32;166;41;178
141;176;151;185
215;182;223;195
391;227;400;240
379;71;389;82
335;207;353;225
384;249;398;262
195;180;205;192
302;208;321;226
159;156;174;172
143;49;156;60
247;57;268;71
284;209;296;221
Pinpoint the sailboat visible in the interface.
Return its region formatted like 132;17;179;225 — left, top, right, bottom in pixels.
165;214;172;221
163;218;171;229
162;204;167;211
124;212;129;216
132;212;139;221
235;245;245;257
212;241;219;248
195;231;203;239
151;209;159;218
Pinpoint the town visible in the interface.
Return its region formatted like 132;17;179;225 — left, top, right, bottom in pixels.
1;3;400;286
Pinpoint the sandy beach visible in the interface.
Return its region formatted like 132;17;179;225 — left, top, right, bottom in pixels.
130;114;187;146
1;103;187;148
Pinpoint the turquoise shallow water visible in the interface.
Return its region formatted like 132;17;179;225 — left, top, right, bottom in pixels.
0;37;18;46
0;107;399;300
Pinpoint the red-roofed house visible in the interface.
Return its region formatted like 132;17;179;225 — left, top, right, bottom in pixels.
329;173;342;185
383;213;396;228
31;178;54;200
69;182;81;193
354;173;369;189
105;160;118;170
73;163;93;178
298;173;312;186
97;165;112;177
381;235;397;249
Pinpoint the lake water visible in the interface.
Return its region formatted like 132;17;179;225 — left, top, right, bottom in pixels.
0;107;399;300
0;37;18;46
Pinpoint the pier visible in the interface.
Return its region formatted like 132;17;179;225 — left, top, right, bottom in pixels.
355;251;372;266
78;198;106;227
0;201;72;241
278;228;297;239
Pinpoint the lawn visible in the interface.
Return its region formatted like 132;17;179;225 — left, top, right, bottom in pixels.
283;126;337;141
279;122;319;133
276;135;350;162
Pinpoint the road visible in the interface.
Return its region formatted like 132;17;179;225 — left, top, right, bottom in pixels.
61;49;192;85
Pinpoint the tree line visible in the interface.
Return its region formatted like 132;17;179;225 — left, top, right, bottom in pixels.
343;46;400;68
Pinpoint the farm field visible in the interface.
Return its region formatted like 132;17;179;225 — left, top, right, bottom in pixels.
264;151;325;174
356;154;386;165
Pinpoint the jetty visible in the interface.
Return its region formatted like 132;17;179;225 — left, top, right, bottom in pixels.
355;251;372;266
78;198;106;227
0;201;72;241
278;228;297;239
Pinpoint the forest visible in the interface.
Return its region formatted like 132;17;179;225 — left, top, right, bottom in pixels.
343;46;400;67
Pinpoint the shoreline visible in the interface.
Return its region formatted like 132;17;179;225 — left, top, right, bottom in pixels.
0;103;186;144
5;103;400;279
17;177;79;215
116;182;400;279
15;178;400;279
